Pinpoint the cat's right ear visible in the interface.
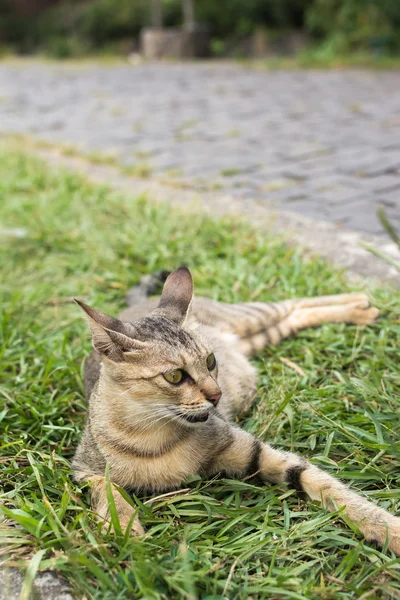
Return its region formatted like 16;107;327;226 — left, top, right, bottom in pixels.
157;266;194;325
75;299;146;360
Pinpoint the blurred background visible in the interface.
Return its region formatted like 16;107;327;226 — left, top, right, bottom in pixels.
1;0;400;61
0;0;400;269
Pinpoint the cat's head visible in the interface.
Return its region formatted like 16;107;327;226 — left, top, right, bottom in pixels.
76;267;221;427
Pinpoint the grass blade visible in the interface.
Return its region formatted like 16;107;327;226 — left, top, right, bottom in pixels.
377;205;400;248
105;464;122;537
19;548;45;600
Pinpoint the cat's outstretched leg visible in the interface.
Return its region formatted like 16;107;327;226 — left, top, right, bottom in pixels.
206;427;400;555
238;296;379;355
292;292;370;308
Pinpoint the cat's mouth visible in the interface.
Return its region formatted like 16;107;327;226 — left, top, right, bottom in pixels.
171;406;210;424
182;411;209;423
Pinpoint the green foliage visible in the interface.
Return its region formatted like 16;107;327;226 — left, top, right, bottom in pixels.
194;0;310;37
2;0;310;54
1;145;400;598
306;0;400;53
2;0;400;56
77;0;149;43
1;0;150;56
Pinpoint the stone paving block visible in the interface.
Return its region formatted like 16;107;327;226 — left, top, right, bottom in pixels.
0;568;74;600
374;189;400;212
271;198;332;219
338;154;400;177
325;197;385;234
309;186;363;205
329;173;400;193
308;174;366;194
259;183;311;203
370;174;400;193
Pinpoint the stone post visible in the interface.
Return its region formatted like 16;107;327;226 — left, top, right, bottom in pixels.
142;0;209;59
151;0;163;28
182;0;195;30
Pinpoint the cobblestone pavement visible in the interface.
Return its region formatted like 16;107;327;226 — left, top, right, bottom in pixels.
1;61;400;236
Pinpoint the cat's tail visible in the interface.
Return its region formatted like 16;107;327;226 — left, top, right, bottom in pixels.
126;270;170;307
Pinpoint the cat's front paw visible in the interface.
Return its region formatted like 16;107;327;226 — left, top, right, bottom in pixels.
89;475;145;536
100;512;145;536
387;517;400;555
119;516;146;536
348;300;379;325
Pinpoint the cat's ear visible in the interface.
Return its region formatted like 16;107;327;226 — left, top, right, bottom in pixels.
157;266;193;325
75;299;145;360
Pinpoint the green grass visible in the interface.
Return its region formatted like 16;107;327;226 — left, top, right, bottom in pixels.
3;51;400;72
12;136;155;181
242;50;400;71
0;146;400;599
220;168;243;177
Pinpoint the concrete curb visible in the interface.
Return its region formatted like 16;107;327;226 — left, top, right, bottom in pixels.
32;147;400;286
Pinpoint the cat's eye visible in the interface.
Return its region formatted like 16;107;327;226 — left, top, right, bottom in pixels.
206;353;216;371
163;369;184;384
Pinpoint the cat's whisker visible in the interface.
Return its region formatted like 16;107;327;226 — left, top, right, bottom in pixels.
136;412;173;432
150;408;193;436
111;406;174;435
151;413;184;436
117;407;164;423
124;406;176;433
118;383;144;397
130;408;170;424
118;387;135;397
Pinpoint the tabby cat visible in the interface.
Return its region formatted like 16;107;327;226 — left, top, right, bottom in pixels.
73;267;400;553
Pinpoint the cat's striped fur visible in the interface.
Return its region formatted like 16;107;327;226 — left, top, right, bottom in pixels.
73;267;400;553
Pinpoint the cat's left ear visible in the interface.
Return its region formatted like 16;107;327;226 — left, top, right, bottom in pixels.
75;299;146;360
157;266;193;325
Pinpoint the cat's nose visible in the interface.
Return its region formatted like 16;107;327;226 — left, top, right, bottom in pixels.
207;392;222;405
